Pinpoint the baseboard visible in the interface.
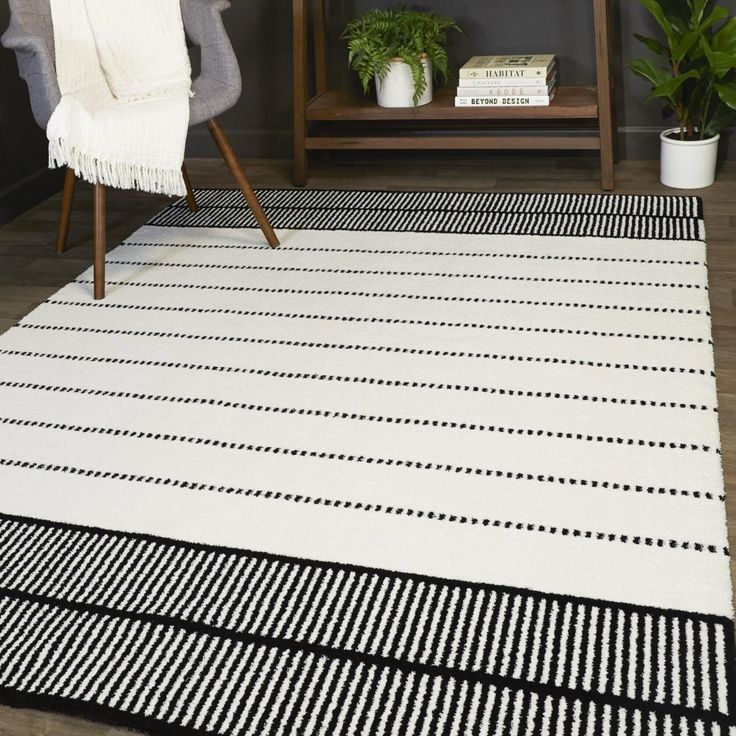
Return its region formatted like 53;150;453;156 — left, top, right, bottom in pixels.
619;126;735;160
186;127;292;159
0;166;65;227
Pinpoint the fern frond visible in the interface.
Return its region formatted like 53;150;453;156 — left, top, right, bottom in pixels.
341;7;462;106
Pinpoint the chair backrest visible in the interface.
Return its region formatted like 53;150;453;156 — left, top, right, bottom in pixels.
3;0;242;130
4;0;58;129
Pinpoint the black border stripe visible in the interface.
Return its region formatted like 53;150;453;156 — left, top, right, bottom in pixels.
145;189;706;242
147;211;704;243
0;588;730;729
168;188;702;217
0;512;728;624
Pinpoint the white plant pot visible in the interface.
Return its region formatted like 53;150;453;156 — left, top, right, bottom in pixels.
660;128;720;189
375;57;433;108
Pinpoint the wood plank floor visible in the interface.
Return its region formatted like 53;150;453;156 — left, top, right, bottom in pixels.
0;156;734;736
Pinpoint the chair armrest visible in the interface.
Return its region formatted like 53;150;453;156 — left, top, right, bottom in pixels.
1;15;61;129
181;0;241;92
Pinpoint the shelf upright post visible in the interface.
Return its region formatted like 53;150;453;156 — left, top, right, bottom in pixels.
593;0;616;190
313;0;328;96
293;0;309;186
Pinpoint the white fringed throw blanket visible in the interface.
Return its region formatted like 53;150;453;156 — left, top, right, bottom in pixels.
48;0;192;196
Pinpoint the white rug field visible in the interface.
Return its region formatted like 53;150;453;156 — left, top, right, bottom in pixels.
0;190;732;736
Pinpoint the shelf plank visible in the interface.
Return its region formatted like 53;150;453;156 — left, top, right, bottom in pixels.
306;86;599;122
305;135;601;151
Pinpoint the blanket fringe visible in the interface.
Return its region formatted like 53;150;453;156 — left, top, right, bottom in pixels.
49;138;186;197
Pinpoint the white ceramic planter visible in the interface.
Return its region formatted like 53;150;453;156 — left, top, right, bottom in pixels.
660;127;720;189
375;56;433;108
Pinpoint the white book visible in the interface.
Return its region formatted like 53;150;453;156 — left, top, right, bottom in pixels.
454;92;555;107
457;72;557;90
459;54;557;80
456;81;555;97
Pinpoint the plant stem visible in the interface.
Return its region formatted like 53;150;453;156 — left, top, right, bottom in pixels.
672;59;687;140
701;88;714;139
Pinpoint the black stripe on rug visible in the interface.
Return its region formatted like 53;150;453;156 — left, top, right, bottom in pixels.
0;513;733;735
145;190;706;240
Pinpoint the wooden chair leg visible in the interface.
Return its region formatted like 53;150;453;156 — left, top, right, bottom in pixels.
181;164;199;212
206;118;280;248
93;183;106;300
56;167;76;254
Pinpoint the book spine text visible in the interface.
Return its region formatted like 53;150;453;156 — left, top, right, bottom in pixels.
455;95;553;107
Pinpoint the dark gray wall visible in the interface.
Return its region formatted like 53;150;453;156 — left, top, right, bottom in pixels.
0;3;63;225
2;0;735;223
185;0;735;160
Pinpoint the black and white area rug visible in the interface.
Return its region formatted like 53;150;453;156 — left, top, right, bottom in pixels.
0;189;733;735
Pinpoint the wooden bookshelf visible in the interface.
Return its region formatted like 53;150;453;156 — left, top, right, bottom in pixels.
293;0;616;189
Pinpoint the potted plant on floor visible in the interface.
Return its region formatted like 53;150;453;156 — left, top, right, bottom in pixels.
628;0;736;189
342;7;462;108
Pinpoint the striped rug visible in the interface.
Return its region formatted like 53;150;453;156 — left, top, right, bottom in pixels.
0;189;732;736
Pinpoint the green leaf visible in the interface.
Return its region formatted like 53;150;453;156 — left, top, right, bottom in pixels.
689;0;710;26
672;29;704;61
627;58;673;87
659;0;691;33
647;69;700;101
710;50;736;75
715;81;736;108
705;101;736;135
634;33;669;55
712;16;736;54
698;5;729;33
640;0;681;51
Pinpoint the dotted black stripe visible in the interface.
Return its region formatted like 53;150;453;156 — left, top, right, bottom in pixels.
121;241;707;266
105;259;705;290
0;349;715;412
74;280;707;316
0;456;725;554
1;416;722;502
17;324;715;377
1;379;717;454
45;300;711;345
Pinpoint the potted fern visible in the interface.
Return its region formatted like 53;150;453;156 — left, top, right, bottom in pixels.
342;8;461;108
628;0;736;189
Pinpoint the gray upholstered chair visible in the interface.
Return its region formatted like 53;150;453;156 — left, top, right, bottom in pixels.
2;0;279;299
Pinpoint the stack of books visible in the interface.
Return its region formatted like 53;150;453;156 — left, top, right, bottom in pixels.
455;55;558;107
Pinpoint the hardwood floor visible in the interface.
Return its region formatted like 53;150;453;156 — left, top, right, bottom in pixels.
0;155;734;736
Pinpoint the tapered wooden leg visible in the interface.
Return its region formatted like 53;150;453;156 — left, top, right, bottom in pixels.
93;183;106;300
56;167;76;254
181;164;199;212
206;118;280;248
